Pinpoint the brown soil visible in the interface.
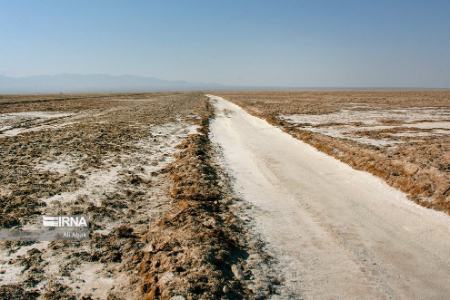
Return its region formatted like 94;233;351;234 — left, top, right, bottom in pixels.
140;102;252;299
0;93;205;228
1;93;202;299
0;93;273;299
217;91;450;214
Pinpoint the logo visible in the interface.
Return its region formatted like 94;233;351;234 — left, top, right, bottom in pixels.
42;215;88;227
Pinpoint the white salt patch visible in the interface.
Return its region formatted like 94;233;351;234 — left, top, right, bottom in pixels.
390;131;442;138
0;111;74;128
93;221;120;235
0;126;12;131
0;187;11;198
64;263;115;299
159;271;175;285
280;107;449;146
2;111;73;119
0;111;75;137
35;157;76;174
134;122;200;175
149;122;199;138
403;121;450;130
351;125;403;131
299;126;401;146
41;122;199;206
280;108;449;127
43;166;121;205
9;242;50;259
20;223;41;231
434;129;450;135
2;128;28;137
0;263;24;285
184;124;200;135
0;241;49;284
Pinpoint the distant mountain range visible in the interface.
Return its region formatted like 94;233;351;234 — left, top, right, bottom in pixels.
2;75;436;93
0;74;224;93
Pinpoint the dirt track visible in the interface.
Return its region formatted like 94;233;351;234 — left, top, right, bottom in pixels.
208;95;450;299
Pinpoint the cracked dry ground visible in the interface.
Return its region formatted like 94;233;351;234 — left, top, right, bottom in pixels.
0;93;273;299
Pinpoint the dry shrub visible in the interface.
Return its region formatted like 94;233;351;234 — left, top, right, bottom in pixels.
291;129;450;213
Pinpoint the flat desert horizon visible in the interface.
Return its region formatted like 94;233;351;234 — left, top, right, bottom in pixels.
2;0;450;299
0;90;449;299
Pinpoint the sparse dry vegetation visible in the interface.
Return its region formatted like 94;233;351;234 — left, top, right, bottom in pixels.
217;91;450;214
0;93;265;299
140;103;251;299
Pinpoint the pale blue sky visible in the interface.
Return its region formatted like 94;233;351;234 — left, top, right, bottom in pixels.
1;0;449;87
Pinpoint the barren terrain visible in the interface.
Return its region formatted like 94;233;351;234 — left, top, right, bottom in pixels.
216;91;450;213
0;93;272;299
208;94;450;299
1;91;449;299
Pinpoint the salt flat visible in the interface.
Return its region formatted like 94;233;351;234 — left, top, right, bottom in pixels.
209;94;450;299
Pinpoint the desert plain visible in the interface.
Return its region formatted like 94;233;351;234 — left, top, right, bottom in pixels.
0;91;449;299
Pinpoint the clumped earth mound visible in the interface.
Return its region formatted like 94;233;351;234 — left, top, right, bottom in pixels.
139;103;253;299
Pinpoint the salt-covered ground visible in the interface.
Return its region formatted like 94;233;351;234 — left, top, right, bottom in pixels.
217;91;450;214
0;111;75;137
209;94;450;299
0;93;207;299
280;107;450;146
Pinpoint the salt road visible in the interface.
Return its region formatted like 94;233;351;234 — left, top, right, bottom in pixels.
208;94;450;299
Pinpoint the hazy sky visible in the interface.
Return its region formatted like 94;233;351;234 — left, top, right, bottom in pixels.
1;0;450;87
